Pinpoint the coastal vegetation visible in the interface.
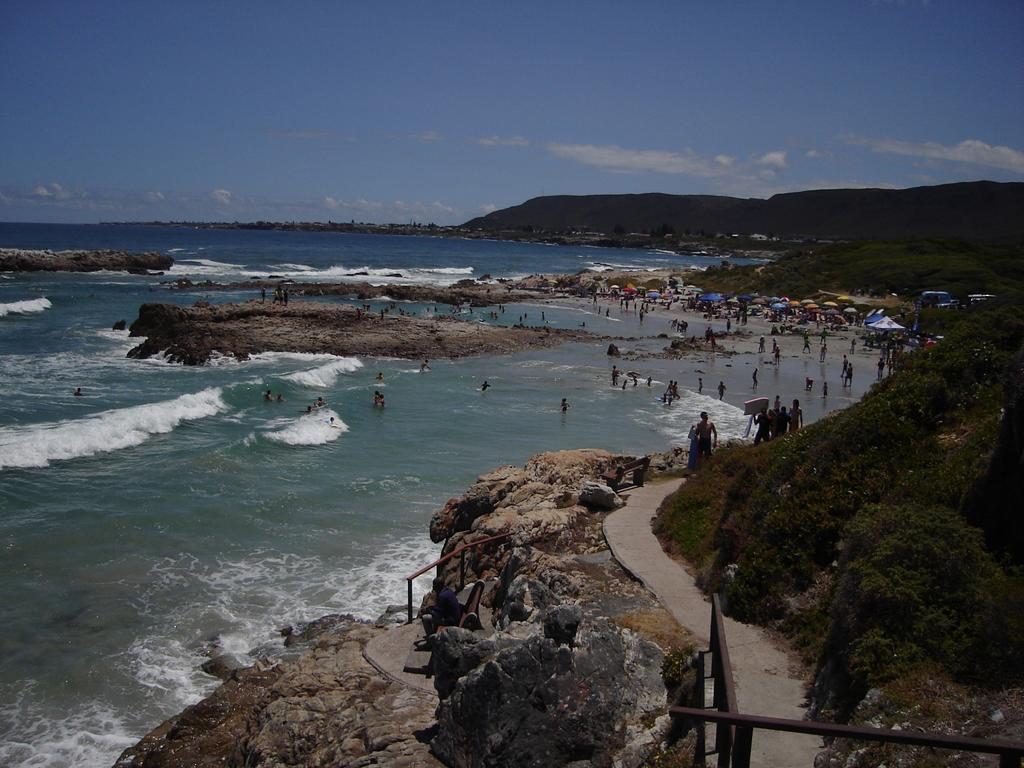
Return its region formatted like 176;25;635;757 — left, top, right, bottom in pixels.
698;239;1024;303
655;306;1024;721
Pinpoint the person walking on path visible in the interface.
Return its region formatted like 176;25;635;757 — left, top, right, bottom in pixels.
819;342;827;363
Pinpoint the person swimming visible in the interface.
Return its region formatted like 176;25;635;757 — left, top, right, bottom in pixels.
481;380;490;391
375;372;384;381
373;391;386;407
73;387;83;396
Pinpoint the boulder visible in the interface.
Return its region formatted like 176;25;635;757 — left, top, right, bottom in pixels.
579;480;624;511
543;604;583;646
431;618;666;768
112;319;127;331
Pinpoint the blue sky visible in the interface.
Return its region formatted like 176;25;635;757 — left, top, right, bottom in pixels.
2;1;1022;224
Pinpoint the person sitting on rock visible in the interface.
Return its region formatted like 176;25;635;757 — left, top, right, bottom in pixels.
420;577;461;640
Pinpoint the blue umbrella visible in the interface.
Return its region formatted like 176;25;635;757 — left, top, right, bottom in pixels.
699;292;724;302
771;302;788;310
738;293;754;301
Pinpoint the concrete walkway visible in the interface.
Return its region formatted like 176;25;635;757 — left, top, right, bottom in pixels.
604;479;822;768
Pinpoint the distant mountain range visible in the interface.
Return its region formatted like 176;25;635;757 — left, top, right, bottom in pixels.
462;181;1024;242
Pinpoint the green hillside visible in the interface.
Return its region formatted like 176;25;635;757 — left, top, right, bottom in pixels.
699;239;1024;302
655;307;1024;717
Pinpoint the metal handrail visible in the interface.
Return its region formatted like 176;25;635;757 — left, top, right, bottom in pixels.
674;594;1024;768
404;532;513;623
669;707;1024;767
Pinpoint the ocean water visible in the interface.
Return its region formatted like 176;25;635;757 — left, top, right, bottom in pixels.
0;224;838;766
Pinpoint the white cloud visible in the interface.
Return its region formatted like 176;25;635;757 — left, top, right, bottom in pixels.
31;182;72;199
546;143;728;176
846;136;1024;174
479;203;498;214
145;190;165;202
805;149;829;159
413;130;442;143
32;185;52;197
211;188;232;205
476;135;530;147
756;151;788;170
714;154;735;167
324;196;339;210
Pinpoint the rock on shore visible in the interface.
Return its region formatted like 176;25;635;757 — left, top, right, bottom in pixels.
126;301;592;365
115;448;693;768
0;248;173;273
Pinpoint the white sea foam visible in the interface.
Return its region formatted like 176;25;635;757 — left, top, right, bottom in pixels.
168;258;249;278
0;296;52;317
0;387;229;469
166;247;187;253
263;408;347;445
282;357;363;388
241;264;475;287
644;391;751;445
0;687;135;768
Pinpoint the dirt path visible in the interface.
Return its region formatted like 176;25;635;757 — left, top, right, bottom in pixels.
604;479;823;767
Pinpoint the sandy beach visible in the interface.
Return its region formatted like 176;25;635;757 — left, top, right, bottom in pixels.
536;290;881;435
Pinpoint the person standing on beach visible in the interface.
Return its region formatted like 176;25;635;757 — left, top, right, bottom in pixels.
877;357;885;380
753;406;772;445
752;368;758;389
774;346;781;366
803;332;811;353
260;287;266;303
850;338;856;354
846;364;853;386
698;377;703;394
718;381;726;400
823;381;829;397
759;335;766;353
819;342;827;363
695;411;717;466
611;365;620;386
791;399;803;431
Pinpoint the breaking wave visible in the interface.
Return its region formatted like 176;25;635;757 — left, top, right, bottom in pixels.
0;297;52;317
0;387;229;469
263;409;347;445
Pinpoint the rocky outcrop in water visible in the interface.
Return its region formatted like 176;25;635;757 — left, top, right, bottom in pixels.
0;248;172;273
126;301;592;365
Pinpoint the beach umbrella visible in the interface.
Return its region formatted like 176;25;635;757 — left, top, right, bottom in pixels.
646;290;660;299
771;302;788;310
836;295;852;302
751;297;768;305
825;308;840;315
609;284;620;289
727;296;740;303
738;293;754;301
800;298;815;305
788;299;800;307
805;303;819;310
843;307;858;315
623;286;637;294
686;285;703;293
822;301;839;307
699;292;725;302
